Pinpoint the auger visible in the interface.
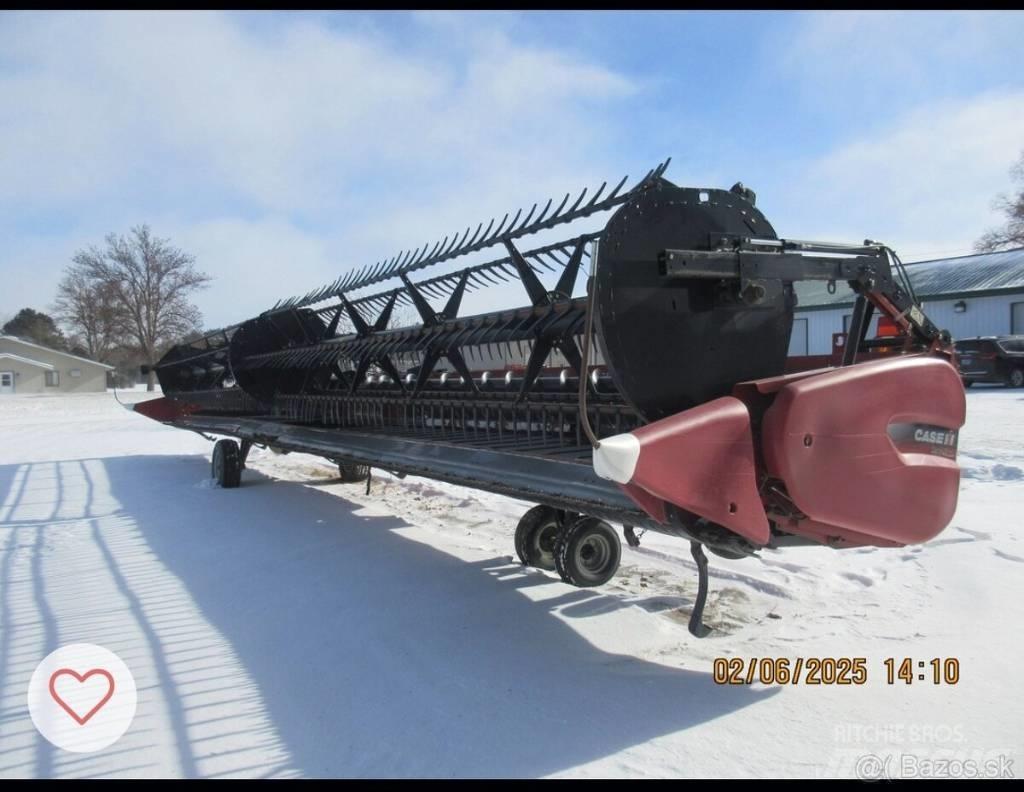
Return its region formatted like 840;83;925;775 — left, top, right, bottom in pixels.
133;160;967;637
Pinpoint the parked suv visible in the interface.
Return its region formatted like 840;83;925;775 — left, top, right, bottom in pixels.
955;336;1024;388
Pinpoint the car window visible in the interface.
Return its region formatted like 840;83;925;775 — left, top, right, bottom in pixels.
955;341;981;352
998;338;1024;353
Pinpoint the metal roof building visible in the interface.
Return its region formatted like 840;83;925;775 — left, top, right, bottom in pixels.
790;247;1024;355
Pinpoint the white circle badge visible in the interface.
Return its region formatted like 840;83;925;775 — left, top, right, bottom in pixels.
27;643;137;753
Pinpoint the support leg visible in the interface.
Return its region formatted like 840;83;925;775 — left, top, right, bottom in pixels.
239;439;253;468
689;541;713;638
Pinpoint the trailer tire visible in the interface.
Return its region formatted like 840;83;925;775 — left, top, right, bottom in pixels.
554;516;621;587
338;462;370;483
514;505;562;570
212;439;242;489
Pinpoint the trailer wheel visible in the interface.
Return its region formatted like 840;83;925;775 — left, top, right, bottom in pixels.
338;461;370;483
554;516;621;587
514;505;562;570
212;439;242;489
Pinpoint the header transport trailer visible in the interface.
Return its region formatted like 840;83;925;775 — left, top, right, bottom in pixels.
132;161;966;637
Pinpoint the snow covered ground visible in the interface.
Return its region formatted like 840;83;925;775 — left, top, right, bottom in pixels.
0;387;1021;778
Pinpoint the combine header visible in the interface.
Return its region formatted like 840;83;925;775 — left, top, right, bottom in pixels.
134;161;966;637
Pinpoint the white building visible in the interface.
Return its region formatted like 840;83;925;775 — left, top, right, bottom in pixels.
790;247;1024;355
0;336;113;395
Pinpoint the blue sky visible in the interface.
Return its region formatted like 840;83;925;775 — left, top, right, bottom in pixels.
2;10;1024;329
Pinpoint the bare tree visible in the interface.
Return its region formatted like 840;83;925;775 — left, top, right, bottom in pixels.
53;267;123;362
975;150;1024;253
72;225;211;390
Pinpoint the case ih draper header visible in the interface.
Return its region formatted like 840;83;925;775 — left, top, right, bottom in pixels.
133;160;966;637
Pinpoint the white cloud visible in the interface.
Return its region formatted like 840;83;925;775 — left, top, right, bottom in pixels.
0;12;636;214
3;11;1019;335
0;11;641;327
774;11;1024;111
765;90;1024;261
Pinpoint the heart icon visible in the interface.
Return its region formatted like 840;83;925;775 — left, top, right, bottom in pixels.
48;668;116;725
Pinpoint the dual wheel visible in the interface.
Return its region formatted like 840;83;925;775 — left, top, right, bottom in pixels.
515;505;621;588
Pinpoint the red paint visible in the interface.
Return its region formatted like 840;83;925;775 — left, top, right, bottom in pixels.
49;668;116;725
761;355;965;546
618;481;668;525
132;396;199;423
626;396;770;545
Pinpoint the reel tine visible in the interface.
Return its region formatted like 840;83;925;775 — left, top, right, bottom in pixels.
410;245;430;267
479;217;496;245
637;165;656;188
465;271;487;290
420;281;444;299
516;203;538;233
492;212;511;238
265;161;669;312
440;231;461;257
548;192;570;225
541;250;564;270
466;221;485;247
534;253;557;273
454;225;473;251
506;207;523;235
409;243;431;269
378;255;399;281
477;268;501;286
380;253;400;278
585;181;607;209
534;197;553;225
419;239;444;264
606;174;629;201
387;255;411;278
567;186;588;214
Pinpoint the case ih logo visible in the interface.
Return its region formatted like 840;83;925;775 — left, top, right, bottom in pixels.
887;423;959;458
913;428;957;447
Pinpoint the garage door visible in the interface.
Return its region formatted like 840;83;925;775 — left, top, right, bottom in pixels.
1012;302;1024;334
